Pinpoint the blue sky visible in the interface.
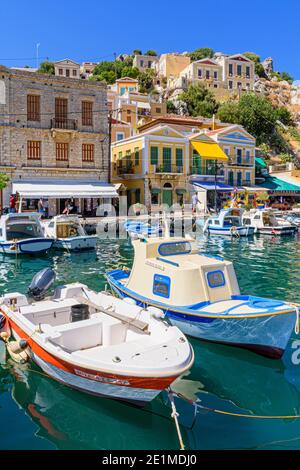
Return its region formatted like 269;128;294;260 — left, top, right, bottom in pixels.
1;0;300;79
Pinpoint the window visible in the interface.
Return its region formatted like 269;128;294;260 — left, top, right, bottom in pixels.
176;148;183;168
206;70;210;79
59;68;63;75
228;64;233;76
27;141;41;160
228;171;234;185
66;69;70;77
56;142;69;161
140;60;144;67
214;71;218;79
82;101;93;126
229;80;233;89
236;148;242;164
245;150;251;162
207;270;225;288
198;69;202;78
73;69;77;77
158;241;191;256
120;87;126;95
126;116;131;123
224;147;230;157
150;146;158;165
237;65;242;76
237;172;242;186
55;98;68;121
82;143;94;162
125;150;131;167
116;132;124;141
237;82;242;89
245;171;251;183
246;66;250;78
134;147;139;166
162;147;172;171
153;274;170;299
27;95;40;121
148;61;152;68
156;107;161;113
135;188;141;203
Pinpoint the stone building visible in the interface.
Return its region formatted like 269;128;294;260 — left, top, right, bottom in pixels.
54;59;81;79
0;65;117;216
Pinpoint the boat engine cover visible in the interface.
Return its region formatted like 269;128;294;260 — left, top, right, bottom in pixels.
28;268;56;301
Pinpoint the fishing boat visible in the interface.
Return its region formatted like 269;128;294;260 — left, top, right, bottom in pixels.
44;215;97;251
242;209;297;236
199;208;255;237
106;233;299;359
0;213;54;255
0;269;193;406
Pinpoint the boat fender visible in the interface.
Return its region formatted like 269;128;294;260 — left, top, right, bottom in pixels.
0;331;9;343
123;297;137;306
147;306;165;320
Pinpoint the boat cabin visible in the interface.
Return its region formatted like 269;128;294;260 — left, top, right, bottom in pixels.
126;237;240;306
207;208;244;229
46;215;87;239
243;209;279;228
0;213;44;241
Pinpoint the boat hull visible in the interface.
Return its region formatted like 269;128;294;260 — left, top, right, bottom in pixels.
207;226;255;237
108;280;295;359
5;316;178;406
257;226;297;236
0;238;53;255
53;236;97;251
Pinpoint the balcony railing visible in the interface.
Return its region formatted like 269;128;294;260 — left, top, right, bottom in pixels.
155;164;183;174
51;118;78;130
117;166;134;175
228;158;254;166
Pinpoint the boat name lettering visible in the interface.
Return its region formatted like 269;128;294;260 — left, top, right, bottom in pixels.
74;369;130;385
146;260;164;271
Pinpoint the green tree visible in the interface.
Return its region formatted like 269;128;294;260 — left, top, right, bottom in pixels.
133;49;142;55
278;153;293;163
90;70;116;84
121;66;140;79
243;52;260;63
187;48;214;62
0;173;9;190
179;83;219;118
274;106;294;127
145;50;157;56
271;71;293;84
254;62;266;78
167;100;177;114
217;100;240;124
138;69;155;93
37;61;55;75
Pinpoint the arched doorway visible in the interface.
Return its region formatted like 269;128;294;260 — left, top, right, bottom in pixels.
162;182;173;207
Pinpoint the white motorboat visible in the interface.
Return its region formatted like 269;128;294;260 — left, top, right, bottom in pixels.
0;213;54;255
199;208;255;237
44;215;97;251
0;269;194;406
242;209;297;236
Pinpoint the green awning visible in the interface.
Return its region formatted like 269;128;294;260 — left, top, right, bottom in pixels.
176;188;187;195
255;157;267;169
260;176;300;192
151;188;161;194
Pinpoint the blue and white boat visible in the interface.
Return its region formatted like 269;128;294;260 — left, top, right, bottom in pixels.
0;213;54;255
124;220;160;239
106;234;299;359
199;208;255;237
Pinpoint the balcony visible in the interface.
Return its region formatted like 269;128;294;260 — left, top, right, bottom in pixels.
51;118;78;130
117;166;134;176
155;164;183;174
228;158;254;167
242;179;252;186
189;167;225;183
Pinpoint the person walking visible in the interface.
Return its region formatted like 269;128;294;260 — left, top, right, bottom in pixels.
9;194;16;213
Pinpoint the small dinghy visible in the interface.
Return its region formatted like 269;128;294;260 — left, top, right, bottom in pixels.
0;213;54;255
124;220;160;239
106;233;299;359
44;215;97;251
0;269;194;406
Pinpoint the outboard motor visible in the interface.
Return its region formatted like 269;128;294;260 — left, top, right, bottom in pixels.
28;268;56;301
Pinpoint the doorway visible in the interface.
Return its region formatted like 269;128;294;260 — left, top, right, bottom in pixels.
162;183;173;207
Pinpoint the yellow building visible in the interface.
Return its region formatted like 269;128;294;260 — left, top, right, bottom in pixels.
207;125;256;187
111;124;228;210
156;54;191;79
116;77;139;96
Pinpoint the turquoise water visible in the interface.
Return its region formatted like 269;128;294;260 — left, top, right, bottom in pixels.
1;234;300;450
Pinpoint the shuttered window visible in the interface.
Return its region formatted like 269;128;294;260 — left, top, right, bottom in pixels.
82;101;93;126
27;141;41;160
27;95;40;121
82;144;94;162
134;147;139;166
150;146;158;165
55;98;68;120
176;148;183;167
56;143;69;161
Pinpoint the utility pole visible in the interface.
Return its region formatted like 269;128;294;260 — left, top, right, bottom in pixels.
36;43;40;69
108;110;113;183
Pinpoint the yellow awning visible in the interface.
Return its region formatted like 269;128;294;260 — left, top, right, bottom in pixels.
191;141;228;161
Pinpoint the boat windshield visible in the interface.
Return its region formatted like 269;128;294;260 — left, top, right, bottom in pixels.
57;222;85;238
158;241;191;256
6;222;41;240
224;216;241;226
